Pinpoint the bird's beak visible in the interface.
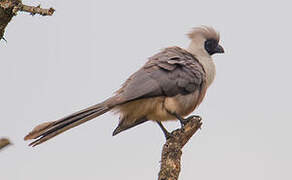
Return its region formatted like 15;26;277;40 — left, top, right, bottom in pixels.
214;44;224;54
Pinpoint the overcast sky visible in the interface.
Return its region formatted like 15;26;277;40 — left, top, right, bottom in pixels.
1;0;291;180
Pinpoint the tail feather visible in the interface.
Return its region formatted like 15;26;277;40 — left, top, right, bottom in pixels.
24;108;98;140
24;101;112;147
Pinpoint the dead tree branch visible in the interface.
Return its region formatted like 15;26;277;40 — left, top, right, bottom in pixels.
158;116;202;180
13;3;55;16
0;137;11;150
0;0;55;41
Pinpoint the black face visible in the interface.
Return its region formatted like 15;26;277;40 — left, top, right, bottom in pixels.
204;39;224;55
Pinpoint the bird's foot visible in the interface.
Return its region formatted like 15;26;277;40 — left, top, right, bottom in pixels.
157;122;174;140
178;115;202;128
164;131;174;140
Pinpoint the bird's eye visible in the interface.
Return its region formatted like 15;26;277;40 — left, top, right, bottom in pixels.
204;39;218;55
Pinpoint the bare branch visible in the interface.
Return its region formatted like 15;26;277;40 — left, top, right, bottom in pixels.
13;4;55;16
0;138;11;150
158;117;202;180
0;0;55;41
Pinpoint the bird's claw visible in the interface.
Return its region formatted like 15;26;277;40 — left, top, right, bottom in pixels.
164;132;174;140
179;115;201;127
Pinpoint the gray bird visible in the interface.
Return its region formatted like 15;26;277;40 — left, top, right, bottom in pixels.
24;26;224;146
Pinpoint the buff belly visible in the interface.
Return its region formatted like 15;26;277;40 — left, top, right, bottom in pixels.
114;89;204;125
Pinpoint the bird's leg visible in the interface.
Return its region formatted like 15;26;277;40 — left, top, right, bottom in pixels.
173;113;201;127
172;113;188;127
165;110;188;128
156;122;173;140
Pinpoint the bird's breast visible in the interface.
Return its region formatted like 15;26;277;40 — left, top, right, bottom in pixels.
198;56;216;87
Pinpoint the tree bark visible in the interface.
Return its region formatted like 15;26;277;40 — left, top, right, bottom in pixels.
158;116;202;180
0;0;54;41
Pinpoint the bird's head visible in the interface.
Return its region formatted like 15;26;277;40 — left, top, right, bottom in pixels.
187;26;224;56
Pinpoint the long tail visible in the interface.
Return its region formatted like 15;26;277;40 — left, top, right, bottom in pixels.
24;98;114;147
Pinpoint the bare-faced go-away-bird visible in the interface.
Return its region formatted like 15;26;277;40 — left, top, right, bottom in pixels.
24;26;224;146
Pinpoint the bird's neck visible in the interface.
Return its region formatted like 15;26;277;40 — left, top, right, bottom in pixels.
187;42;216;87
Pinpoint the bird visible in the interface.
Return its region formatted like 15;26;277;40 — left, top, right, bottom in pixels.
24;26;224;147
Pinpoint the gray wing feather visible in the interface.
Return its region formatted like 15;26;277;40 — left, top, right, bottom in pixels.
116;47;205;103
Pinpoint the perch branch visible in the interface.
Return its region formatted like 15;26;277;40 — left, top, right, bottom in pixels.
0;0;55;41
0;137;11;150
13;3;55;16
158;116;202;180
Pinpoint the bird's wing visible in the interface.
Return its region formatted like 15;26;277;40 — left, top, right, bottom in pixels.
115;47;205;104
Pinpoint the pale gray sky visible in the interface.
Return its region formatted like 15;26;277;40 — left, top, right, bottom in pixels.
1;0;291;179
